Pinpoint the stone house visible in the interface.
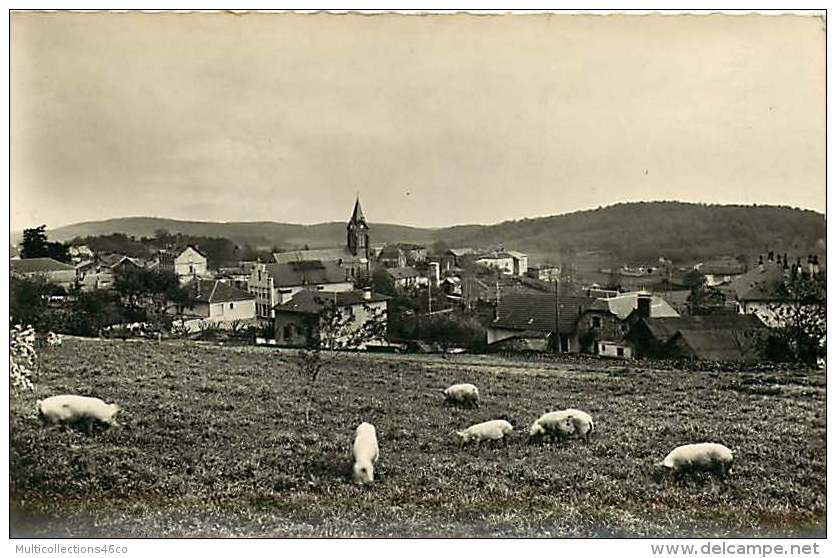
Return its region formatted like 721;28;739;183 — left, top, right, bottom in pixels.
274;289;389;349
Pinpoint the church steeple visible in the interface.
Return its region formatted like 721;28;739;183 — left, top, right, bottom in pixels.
346;196;369;258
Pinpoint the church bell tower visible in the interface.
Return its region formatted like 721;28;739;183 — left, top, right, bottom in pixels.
346;196;369;258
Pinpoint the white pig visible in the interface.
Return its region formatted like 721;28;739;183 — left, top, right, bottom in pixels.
656;443;735;478
442;383;480;408
529;409;595;443
456;419;514;445
37;395;122;433
352;422;379;484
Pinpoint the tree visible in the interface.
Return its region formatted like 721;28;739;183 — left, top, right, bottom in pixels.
20;226;49;259
430;239;450;256
371;267;397;296
687;285;726;315
10;276;49;329
295;301;387;423
114;267;192;329
20;225;71;262
758;272;826;367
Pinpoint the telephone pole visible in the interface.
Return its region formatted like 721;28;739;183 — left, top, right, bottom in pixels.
554;278;561;353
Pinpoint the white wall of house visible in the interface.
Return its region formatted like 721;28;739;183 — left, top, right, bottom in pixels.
248;262;354;319
23;270;77;289
511;255;529;276
476;256;515;275
598;341;633;359
249;264;278;319
173;247;208;279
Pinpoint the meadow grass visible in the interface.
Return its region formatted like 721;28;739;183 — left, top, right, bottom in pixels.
10;338;826;537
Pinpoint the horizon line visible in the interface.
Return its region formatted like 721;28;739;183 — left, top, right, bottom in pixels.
9;200;826;236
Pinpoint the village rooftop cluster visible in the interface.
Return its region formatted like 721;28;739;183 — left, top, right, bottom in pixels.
9;198;825;364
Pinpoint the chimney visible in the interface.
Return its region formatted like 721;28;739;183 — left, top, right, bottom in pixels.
428;262;440;287
636;291;652;319
362;287;372;300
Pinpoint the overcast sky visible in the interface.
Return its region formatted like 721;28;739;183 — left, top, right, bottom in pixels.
11;12;825;231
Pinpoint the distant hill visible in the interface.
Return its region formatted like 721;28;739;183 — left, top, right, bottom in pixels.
28;202;825;265
38;217;437;251
438;202;826;265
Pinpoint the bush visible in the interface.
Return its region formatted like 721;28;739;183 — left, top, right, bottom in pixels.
10;323;37;391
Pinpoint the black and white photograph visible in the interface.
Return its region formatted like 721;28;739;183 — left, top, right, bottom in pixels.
5;6;828;546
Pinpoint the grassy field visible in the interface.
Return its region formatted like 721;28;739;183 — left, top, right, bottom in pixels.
10;337;826;538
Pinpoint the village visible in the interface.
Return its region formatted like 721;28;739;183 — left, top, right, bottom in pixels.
9;197;826;365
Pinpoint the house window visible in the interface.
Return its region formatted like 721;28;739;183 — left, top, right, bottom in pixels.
617;347;625;357
230;302;234;310
283;324;294;339
592;316;601;328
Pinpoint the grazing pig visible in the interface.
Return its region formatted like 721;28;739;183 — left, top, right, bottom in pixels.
352;422;379;484
37;395;122;434
656;443;735;479
529;409;595;443
456;419;513;445
442;383;480;408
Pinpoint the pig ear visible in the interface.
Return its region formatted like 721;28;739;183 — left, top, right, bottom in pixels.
456;431;465;437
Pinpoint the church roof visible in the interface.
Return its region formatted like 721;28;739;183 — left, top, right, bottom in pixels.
349;197;367;226
272;248;365;265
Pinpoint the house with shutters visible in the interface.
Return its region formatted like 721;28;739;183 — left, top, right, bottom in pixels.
248;260;355;321
169;279;257;332
385;266;427;290
576;291;679;358
158;245;208;283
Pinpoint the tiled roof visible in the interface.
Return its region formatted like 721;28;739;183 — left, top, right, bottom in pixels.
184;245;208;258
191;279;255;303
273;248;363;265
724;264;787;302
505;250;528;259
386;266;421;280
275;289;390;314
492;292;594;334
100;254;143;269
379;245;404;258
641;314;766;344
588;292;679;320
672;329;759;362
11;257;75;274
448;248;475;257
462;277;493;301
263;260;353;287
